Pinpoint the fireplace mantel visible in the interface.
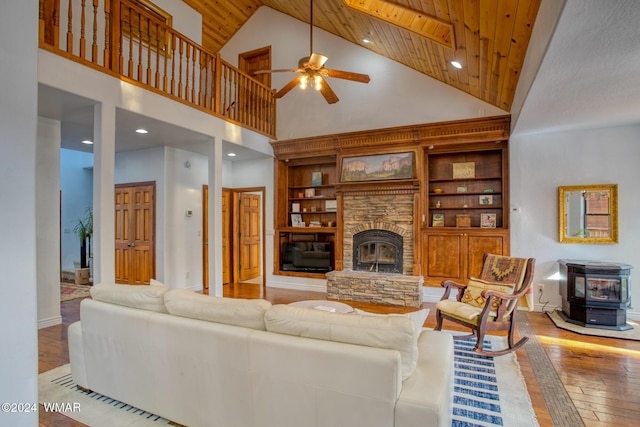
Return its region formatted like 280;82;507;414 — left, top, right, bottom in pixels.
336;179;421;197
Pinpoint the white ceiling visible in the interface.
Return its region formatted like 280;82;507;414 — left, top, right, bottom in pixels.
513;0;640;135
38;84;269;161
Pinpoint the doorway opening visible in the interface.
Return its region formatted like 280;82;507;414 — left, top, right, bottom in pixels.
203;186;265;294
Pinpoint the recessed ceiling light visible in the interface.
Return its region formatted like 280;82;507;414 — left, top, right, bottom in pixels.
451;61;463;69
135;128;148;134
227;152;236;157
81;140;93;145
362;38;371;44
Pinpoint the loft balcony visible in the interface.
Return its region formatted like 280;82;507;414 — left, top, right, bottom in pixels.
38;0;276;139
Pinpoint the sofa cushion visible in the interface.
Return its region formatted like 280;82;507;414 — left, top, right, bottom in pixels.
90;282;169;313
354;308;429;336
264;304;418;380
164;289;271;330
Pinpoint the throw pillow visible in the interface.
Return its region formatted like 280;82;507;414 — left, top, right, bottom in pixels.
354;308;429;335
461;278;515;311
90;282;169;313
164;289;272;330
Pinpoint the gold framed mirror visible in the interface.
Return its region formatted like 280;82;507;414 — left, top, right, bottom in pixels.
558;184;618;244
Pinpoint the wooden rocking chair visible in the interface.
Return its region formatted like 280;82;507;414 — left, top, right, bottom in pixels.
434;254;535;356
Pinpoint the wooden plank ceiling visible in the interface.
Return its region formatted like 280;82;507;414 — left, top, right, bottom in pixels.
182;0;541;112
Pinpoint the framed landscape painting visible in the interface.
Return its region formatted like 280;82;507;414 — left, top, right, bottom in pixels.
340;152;414;182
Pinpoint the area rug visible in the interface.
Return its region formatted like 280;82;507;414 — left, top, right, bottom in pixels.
39;335;537;427
547;310;640;340
60;282;91;302
451;336;538;427
38;365;170;426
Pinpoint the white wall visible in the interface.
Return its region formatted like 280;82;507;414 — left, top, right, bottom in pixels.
115;146;166;281
37;118;62;329
510;124;640;319
221;7;506;140
0;0;39;425
115;146;209;289
164;147;208;289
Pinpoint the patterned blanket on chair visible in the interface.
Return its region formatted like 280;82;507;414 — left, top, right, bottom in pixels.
476;254;532;310
478;254;527;285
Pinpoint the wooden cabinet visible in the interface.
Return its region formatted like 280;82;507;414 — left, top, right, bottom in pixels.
274;156;337;277
422;228;509;286
422;142;510;286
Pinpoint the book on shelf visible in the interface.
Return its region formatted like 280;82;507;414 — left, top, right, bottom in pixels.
308;220;322;228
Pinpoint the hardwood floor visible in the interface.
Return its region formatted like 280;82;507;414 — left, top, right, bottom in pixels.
38;284;640;426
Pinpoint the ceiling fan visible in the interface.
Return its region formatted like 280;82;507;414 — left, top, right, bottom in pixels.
254;0;370;104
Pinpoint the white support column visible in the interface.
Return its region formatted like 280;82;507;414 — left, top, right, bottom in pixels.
92;103;116;284
0;1;38;424
208;137;224;296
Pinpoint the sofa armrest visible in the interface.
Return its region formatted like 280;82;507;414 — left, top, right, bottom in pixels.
395;330;453;427
68;321;89;389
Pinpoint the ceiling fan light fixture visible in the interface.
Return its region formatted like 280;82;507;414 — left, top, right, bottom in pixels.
313;75;322;91
299;74;309;89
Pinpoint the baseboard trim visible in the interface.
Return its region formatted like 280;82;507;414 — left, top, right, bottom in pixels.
38;315;62;329
422;286;446;303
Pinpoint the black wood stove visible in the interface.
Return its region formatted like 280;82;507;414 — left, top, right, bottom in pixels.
558;259;632;331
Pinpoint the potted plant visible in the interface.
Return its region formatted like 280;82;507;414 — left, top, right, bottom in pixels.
73;207;93;284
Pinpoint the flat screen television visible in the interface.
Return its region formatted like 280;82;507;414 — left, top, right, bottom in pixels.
281;242;333;273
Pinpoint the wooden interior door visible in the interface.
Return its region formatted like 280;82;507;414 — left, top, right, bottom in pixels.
238;193;261;281
239;46;271;87
222;189;232;284
202;188;263;286
203;185;209;294
202;187;233;292
115;183;155;285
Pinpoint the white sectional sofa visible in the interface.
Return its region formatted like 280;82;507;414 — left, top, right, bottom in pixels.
68;283;454;427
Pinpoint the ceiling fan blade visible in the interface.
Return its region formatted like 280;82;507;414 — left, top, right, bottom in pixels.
308;53;328;69
275;75;303;98
253;68;300;75
323;68;371;84
317;77;339;104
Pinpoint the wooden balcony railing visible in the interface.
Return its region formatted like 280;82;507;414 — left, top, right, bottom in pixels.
38;0;276;138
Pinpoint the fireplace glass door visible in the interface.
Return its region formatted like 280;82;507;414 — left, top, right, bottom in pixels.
586;277;623;302
359;242;397;266
353;230;403;273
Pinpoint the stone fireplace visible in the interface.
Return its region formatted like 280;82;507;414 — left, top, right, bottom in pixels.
326;188;423;307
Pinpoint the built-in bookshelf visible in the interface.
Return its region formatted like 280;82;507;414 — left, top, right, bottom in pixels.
274;155;337;277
